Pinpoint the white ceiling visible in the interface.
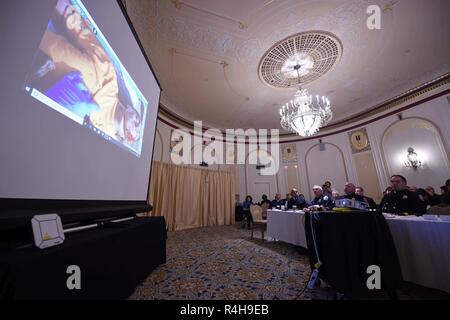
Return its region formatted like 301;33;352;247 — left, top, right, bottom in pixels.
126;0;450;132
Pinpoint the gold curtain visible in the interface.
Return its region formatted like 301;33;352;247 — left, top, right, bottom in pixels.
148;161;235;231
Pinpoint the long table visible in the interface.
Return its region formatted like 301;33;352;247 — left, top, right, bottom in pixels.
268;209;450;294
304;211;402;296
0;216;167;299
385;215;450;293
267;209;307;248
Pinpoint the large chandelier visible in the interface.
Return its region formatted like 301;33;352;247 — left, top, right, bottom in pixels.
279;61;332;137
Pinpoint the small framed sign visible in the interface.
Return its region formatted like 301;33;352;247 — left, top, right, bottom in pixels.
31;214;65;249
349;128;371;153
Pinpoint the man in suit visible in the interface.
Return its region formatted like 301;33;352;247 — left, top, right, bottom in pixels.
337;182;366;202
424;186;441;206
379;175;426;215
270;193;284;209
355;186;378;209
288;188;309;210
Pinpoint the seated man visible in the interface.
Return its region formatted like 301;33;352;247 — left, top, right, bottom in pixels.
337;182;366;202
424;186;441;207
355;186;378;209
287;188;309;210
283;193;292;208
335;182;375;210
379;175;426;215
305;185;334;212
270;193;284;209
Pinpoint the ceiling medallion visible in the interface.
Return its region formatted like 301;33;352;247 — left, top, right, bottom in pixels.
258;31;342;88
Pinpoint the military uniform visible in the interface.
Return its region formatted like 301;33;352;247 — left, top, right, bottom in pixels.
310;194;334;210
379;189;426;215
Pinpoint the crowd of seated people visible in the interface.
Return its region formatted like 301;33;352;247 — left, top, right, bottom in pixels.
239;176;450;222
380;175;450;215
379;175;426;215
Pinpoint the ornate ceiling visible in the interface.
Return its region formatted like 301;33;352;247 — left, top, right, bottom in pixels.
125;0;450;133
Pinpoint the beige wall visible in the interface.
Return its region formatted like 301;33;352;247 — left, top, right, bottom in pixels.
380;117;449;191
284;165;300;196
354;152;383;202
305;143;349;199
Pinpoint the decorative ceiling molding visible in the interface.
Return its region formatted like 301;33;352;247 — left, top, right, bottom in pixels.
322;73;450;131
158;15;236;56
153;1;372;64
125;0;450;134
281;88;450;144
260;0;369;60
221;61;250;101
170;0;248;30
158;74;450;141
124;0;159;44
168;48;250;101
259;31;342;88
383;0;398;13
169;47;222;65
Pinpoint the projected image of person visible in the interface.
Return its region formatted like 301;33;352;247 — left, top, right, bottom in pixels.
110;81;144;146
25;0;148;156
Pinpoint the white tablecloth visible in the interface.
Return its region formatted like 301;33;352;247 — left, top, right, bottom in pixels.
267;210;307;248
385;215;450;293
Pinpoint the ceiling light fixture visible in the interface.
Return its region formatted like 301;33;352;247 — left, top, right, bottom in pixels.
404;147;421;170
279;62;332;137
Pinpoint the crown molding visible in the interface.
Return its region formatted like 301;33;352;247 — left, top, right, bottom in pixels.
158;73;450;142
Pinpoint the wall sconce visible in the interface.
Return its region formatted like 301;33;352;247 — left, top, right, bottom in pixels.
404;147;421;170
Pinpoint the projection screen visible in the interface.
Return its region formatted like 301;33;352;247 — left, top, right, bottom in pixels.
0;0;161;206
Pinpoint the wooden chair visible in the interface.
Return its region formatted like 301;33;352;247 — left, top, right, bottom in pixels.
261;202;270;219
250;205;267;240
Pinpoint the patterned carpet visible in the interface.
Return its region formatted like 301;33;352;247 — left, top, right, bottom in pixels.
129;224;449;300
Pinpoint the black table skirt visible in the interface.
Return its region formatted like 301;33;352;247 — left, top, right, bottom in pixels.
0;216;166;300
305;211;402;295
